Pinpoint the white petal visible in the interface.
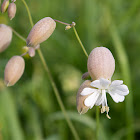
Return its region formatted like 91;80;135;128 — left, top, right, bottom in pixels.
109;92;125;103
84;91;99;108
90;80;101;89
95;93;103;106
109;84;129;96
80;88;97;96
100;78;111;89
110;80;123;86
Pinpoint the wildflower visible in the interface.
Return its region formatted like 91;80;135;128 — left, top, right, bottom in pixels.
78;47;129;119
8;2;16;20
1;0;9;13
26;17;56;47
4;56;25;86
0;24;12;53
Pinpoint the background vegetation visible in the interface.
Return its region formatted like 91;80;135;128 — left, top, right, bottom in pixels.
0;0;140;139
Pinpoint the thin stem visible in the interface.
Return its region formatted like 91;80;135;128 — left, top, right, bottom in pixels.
54;19;88;58
72;26;88;58
54;19;100;139
54;19;71;26
11;27;26;42
96;107;100;140
21;0;34;27
20;0;80;139
37;49;80;140
20;52;28;57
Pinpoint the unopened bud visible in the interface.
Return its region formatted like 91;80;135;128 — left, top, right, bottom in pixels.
0;24;12;53
65;25;71;30
1;0;9;13
4;56;25;86
87;47;115;80
76;80;92;114
26;17;56;47
82;72;89;80
28;47;35;57
8;2;16;20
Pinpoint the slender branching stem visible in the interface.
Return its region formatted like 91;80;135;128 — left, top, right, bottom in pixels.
54;19;89;58
54;19;71;26
54;19;100;140
72;26;88;58
10;27;26;42
21;0;34;27
37;49;80;140
19;0;80;139
96;107;100;140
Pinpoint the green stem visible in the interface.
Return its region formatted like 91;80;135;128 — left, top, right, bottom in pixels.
54;19;70;26
11;27;26;42
105;8;134;140
72;26;88;58
54;19;100;140
21;0;34;27
37;49;80;140
96;107;100;140
54;19;88;58
19;0;80;139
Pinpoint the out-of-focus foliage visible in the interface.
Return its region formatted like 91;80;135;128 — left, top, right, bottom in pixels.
0;0;140;140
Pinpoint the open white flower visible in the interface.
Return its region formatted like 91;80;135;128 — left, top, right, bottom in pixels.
80;78;129;119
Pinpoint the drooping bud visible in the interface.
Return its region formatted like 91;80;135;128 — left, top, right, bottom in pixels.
0;24;12;53
26;17;56;47
1;0;9;13
4;56;25;86
28;47;35;57
76;80;92;114
87;47;115;80
82;72;89;80
8;2;16;20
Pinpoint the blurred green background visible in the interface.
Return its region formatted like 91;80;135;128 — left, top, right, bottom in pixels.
0;0;140;140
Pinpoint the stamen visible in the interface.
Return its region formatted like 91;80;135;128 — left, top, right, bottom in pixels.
106;113;111;119
101;106;106;113
105;106;111;119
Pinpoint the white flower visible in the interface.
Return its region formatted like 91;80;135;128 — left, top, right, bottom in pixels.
80;78;129;119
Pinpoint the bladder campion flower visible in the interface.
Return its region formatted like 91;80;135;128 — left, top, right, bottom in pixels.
78;47;129;119
0;24;12;53
26;17;56;47
4;56;25;86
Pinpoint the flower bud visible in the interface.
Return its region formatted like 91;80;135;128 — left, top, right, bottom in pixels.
8;2;16;20
1;0;9;13
26;17;56;47
4;56;25;86
76;80;92;114
87;47;115;80
82;72;89;80
65;25;71;30
0;24;12;53
28;47;35;57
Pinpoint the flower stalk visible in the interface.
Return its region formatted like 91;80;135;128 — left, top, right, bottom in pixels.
20;0;80;139
54;17;101;140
